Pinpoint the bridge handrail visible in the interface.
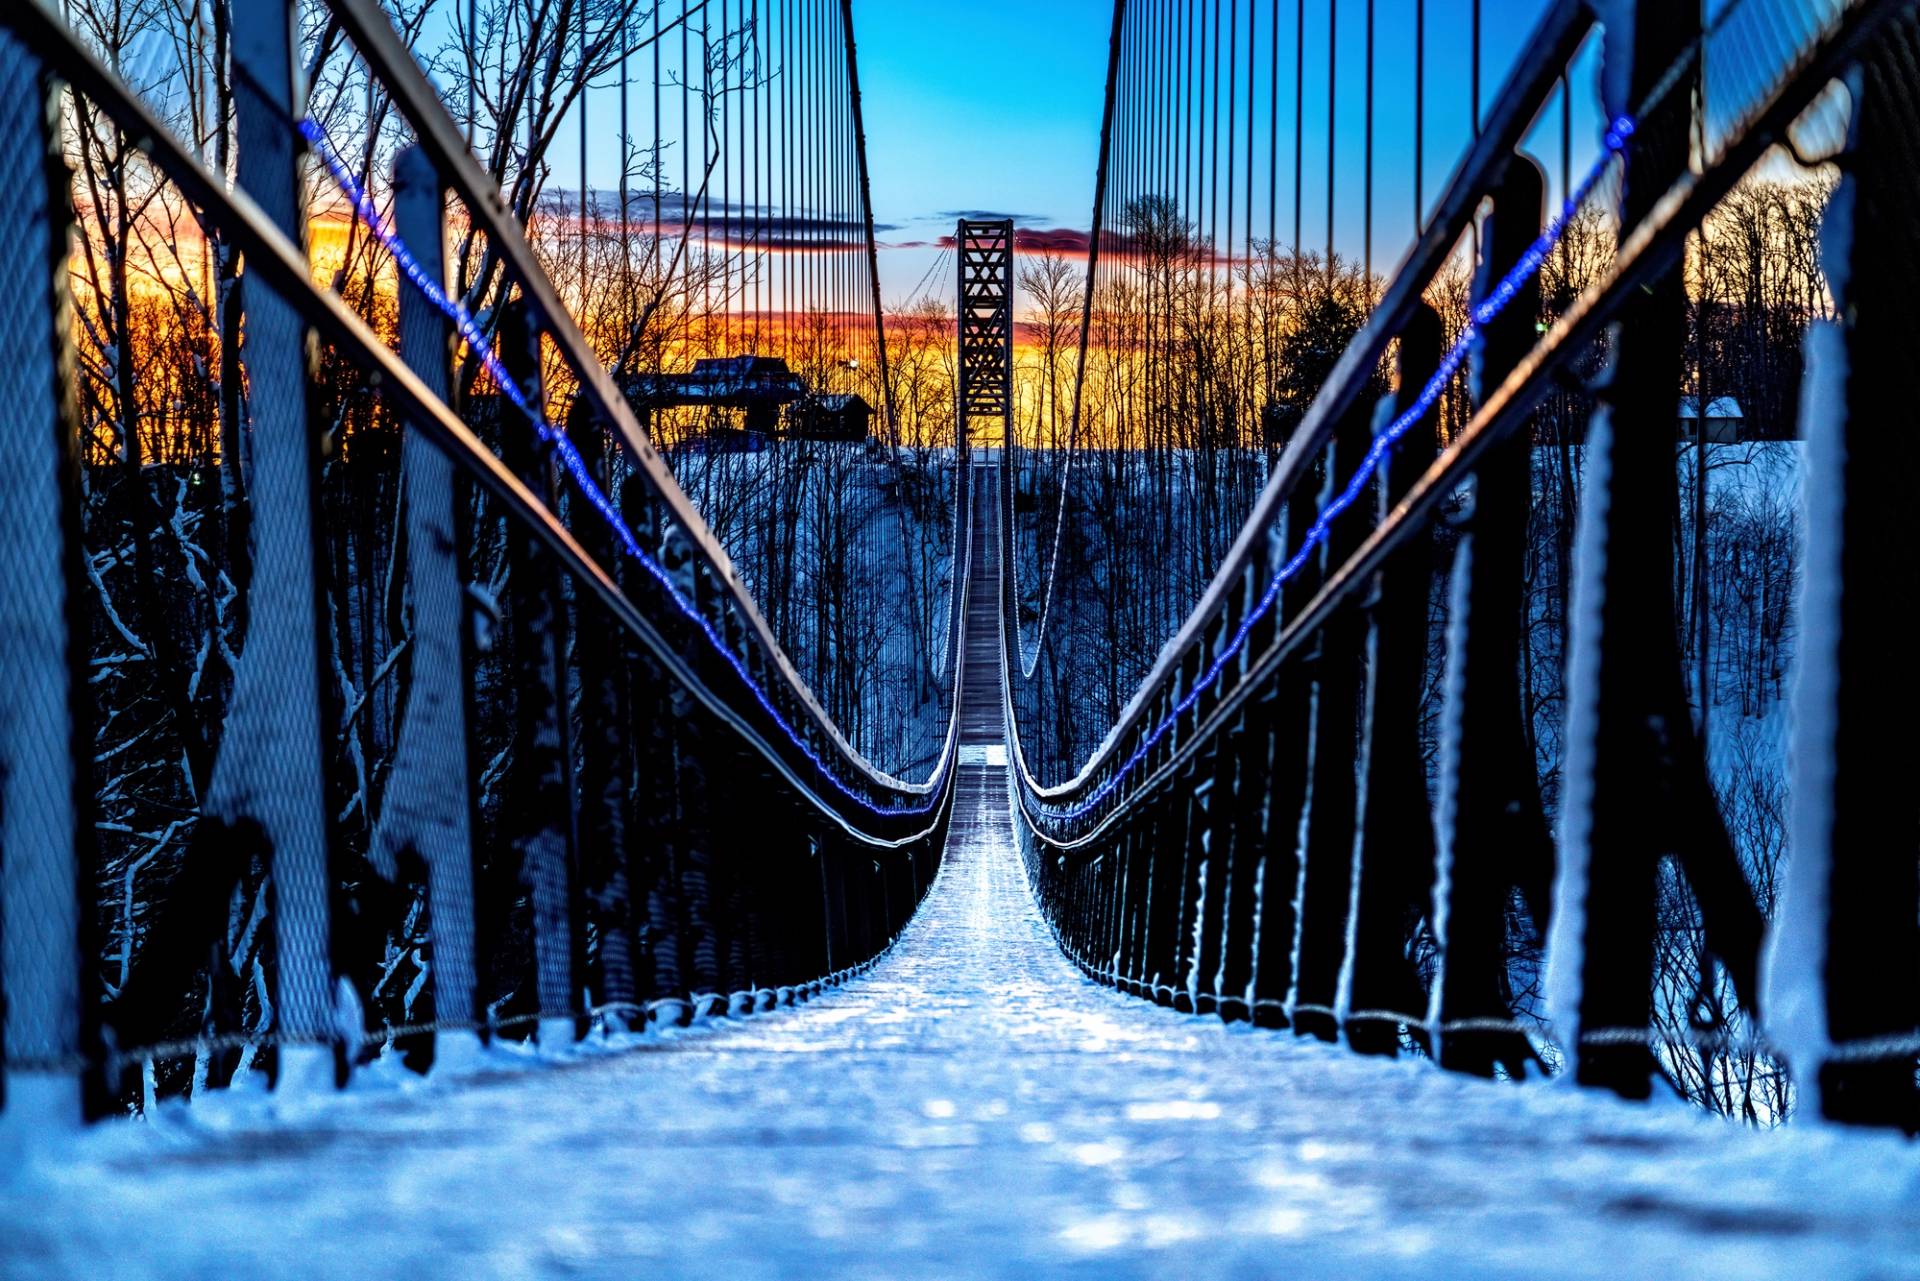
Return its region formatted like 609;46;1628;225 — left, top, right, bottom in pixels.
1001;0;1597;810
8;0;966;845
997;0;1920;1128
1003;0;1870;831
313;0;963;813
0;0;979;1115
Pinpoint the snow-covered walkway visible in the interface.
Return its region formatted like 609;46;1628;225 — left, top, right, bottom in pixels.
5;753;1920;1279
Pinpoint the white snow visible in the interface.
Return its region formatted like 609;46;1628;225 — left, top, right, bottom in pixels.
4;753;1919;1279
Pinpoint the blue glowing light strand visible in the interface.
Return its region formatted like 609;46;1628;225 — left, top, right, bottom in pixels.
298;118;941;820
1040;118;1635;824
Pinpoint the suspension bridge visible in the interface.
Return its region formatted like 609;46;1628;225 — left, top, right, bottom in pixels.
0;0;1917;1275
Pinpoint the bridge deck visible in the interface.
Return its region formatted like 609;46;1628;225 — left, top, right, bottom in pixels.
4;480;1918;1280
7;759;1918;1279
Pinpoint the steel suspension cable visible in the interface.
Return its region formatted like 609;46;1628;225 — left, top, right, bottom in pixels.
1006;0;1131;682
1365;0;1374;281
1414;0;1423;228
1294;0;1304;253
1326;0;1336;273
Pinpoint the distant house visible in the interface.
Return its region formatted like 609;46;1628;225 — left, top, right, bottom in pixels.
1678;396;1745;443
626;355;808;435
786;393;873;442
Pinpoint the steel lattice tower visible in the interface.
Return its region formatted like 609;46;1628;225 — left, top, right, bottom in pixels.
956;219;1013;450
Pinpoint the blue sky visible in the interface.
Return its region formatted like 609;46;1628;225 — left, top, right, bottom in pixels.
855;0;1114;301
852;0;1608;304
545;0;1611;309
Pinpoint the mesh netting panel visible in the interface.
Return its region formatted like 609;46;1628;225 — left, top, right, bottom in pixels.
0;31;83;1084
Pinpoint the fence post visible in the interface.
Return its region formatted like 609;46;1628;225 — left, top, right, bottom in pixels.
618;475;681;1023
1547;0;1764;1098
213;0;340;1092
1293;402;1377;1042
567;392;640;1031
371;144;485;1072
1766;20;1920;1131
1430;154;1551;1078
1255;455;1328;1027
1173;759;1214;1014
495;301;583;1049
1340;302;1443;1057
0;31;94;1137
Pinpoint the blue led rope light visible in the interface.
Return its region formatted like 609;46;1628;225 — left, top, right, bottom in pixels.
298;117;943;819
1038;117;1636;824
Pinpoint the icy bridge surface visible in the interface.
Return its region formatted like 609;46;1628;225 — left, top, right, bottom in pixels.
6;761;1920;1281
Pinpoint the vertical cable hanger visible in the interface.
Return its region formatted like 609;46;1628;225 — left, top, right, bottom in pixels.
779;0;787;344
752;0;762;354
806;0;816;343
721;0;733;351
1414;0;1423;232
1124;0;1140;449
681;5;691;372
720;0;733;359
1469;0;1480;259
1363;0;1372;284
824;0;833;375
1226;0;1238;313
740;0;751;354
1561;70;1572;230
619;7;631;358
832;0;839;363
467;0;478;146
1293;0;1304;255
1245;0;1256;423
579;3;589;333
829;0;840;372
1210;0;1223;313
703;1;715;357
1325;0;1335;277
1471;0;1481;136
747;0;758;354
841;0;849;369
1268;0;1279;407
1267;0;1277;254
651;0;661;292
811;0;818;351
757;0;767;355
1128;0;1144;451
1183;0;1194;246
815;0;825;368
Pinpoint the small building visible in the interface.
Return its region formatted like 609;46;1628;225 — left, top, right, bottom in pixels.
626;355;808;436
1678;396;1744;443
786;393;873;442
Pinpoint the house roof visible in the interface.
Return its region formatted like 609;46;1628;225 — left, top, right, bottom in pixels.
1677;396;1744;419
624;355;807;405
798;393;872;414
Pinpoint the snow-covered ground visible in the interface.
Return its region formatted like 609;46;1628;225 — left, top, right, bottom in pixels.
4;755;1919;1280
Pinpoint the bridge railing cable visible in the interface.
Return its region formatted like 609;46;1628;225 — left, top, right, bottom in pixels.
0;0;968;1127
1004;0;1919;1131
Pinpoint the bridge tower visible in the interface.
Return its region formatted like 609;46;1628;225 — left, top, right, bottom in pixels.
956;219;1014;452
